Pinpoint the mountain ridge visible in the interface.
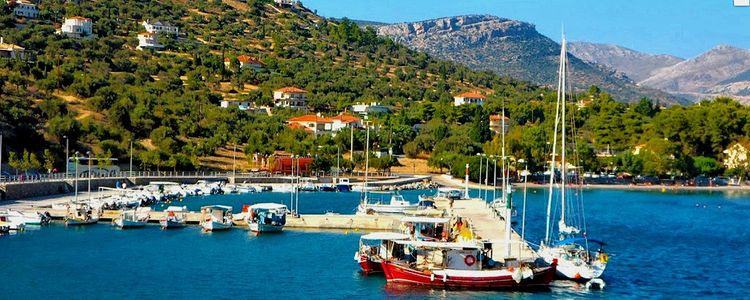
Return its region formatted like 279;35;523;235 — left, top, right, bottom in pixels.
371;15;684;104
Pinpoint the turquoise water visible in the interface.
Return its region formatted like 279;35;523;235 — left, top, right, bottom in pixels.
1;188;749;299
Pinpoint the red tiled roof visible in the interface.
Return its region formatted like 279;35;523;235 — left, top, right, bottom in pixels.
275;87;307;93
69;16;91;21
224;55;264;65
329;113;361;123
455;92;486;99
489;114;509;121
288;122;314;132
288;115;328;123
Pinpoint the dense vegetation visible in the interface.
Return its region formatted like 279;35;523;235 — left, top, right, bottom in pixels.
0;0;748;179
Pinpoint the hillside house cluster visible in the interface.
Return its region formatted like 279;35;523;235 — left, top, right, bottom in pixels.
142;20;179;35
287;113;362;135
453;92;486;106
0;37;25;59
273;87;307;109
60;16;92;38
137;20;179;50
7;0;38;18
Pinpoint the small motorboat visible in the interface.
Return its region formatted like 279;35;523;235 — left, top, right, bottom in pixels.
246;203;287;233
64;203;100;226
0;214;24;231
200;205;233;231
160;206;187;229
319;184;337;192
357;193;419;215
2;209;47;226
336;178;352;192
113;208;150;229
354;232;411;274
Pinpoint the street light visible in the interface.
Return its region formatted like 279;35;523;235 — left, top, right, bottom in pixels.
64;135;69;178
477;153;483;199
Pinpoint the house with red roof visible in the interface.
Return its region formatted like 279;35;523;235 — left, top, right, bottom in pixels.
453;91;486;106
489;114;510;134
273;87;307;109
224;55;264;71
287;113;362;135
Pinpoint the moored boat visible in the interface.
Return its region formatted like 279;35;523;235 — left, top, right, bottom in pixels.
380;240;556;289
354;232;411;274
160;206;188;229
113;208;149;229
336;178;352;192
0;213;24;231
200;205;233;231
64;203;100;226
246;203;287;233
357;193;419;215
2;209;48;226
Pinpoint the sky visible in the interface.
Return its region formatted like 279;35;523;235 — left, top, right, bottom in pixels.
302;0;750;59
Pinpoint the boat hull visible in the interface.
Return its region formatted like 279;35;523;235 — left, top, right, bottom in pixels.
336;184;351;192
249;222;283;233
380;261;556;289
357;204;419;215
202;221;232;231
65;218;99;226
114;218;147;229
160;219;185;229
356;256;383;274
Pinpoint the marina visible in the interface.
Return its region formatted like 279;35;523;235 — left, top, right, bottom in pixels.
1;186;748;298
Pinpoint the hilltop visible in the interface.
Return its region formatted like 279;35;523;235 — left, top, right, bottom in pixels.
372;15;682;104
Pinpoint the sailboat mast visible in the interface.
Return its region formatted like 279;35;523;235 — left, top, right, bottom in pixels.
364;121;370;202
502;103;512;258
545;32;566;245
560;35;567;225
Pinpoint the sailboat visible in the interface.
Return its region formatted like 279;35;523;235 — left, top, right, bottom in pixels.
538;34;609;283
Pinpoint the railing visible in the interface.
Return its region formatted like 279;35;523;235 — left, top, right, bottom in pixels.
0;170;398;184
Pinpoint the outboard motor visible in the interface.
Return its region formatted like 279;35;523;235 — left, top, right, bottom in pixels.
38;212;52;225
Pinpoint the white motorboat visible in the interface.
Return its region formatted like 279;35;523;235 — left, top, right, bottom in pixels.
0;213;25;231
246;203;287;233
357;193;418;215
2;209;46;226
161;206;187;229
200;205;233;231
113;208;150;229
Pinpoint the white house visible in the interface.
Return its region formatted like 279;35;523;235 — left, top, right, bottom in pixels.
8;0;39;18
220;100;252;111
351;102;390;115
136;32;164;50
489;114;510;135
60;16;93;37
287;113;361;135
273;87;307;109
453;92;486;106
224;55;264;71
142;20;179;35
274;0;297;6
0;37;25;59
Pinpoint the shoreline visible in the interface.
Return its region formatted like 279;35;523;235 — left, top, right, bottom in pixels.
429;174;750;193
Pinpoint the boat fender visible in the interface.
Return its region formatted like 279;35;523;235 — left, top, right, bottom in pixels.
464;255;476;266
443;273;447;282
430;273;435;282
599;253;609;263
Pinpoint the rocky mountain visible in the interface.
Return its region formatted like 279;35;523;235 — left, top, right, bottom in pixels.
372;15;682;104
568;42;684;82
637;45;750;103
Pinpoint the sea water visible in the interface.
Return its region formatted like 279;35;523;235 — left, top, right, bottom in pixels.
1;188;749;299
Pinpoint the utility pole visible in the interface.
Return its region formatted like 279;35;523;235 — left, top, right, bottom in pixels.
129;140;133;177
64;136;69;178
232;143;237;182
74;152;79;202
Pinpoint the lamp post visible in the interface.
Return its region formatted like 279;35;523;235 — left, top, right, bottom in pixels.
477;153;483;199
74;151;79;202
86;151;92;200
64;135;69;178
129;140;133;177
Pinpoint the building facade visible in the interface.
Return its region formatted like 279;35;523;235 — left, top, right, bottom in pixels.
453;92;486;106
61;16;93;37
273;87;307;109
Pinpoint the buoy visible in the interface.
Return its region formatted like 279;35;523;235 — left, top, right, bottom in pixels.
661;187;666;192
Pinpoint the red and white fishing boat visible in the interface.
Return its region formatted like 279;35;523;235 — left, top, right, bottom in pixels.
354;232;411;274
380;240;556;289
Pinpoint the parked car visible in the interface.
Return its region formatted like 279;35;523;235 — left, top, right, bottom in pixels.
692;175;711;186
712;176;729;186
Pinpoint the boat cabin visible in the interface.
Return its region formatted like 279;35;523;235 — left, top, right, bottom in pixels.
400;216;451;241
358;232;411;260
201;205;232;221
435;188;462;200
248;203;287;225
384;240;486;271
